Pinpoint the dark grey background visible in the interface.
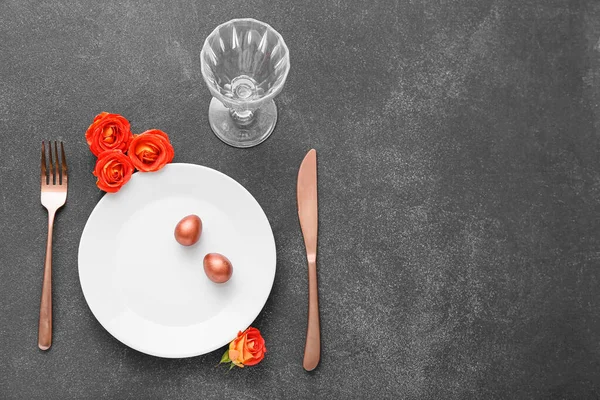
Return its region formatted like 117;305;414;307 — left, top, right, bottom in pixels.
1;0;600;398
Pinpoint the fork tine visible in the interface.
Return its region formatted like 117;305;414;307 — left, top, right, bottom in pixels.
48;140;55;185
60;142;67;184
41;141;47;185
54;141;60;185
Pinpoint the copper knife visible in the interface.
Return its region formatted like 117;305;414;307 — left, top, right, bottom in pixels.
297;149;320;371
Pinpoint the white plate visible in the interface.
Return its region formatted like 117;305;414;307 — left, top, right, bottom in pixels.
78;163;276;358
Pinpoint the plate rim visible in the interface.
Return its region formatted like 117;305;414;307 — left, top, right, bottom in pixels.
78;163;276;358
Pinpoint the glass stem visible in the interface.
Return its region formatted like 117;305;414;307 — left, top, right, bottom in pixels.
229;109;255;127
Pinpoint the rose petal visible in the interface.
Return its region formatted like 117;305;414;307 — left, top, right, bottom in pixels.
86;113;133;156
93;149;134;193
128;129;175;172
229;349;239;362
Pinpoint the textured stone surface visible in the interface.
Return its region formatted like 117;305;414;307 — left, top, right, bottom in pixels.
2;0;600;398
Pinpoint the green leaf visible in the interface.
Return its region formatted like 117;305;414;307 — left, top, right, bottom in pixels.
220;349;231;364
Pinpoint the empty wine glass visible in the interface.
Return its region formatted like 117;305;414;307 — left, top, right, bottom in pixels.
200;18;290;148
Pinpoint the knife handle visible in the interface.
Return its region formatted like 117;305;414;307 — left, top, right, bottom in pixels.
303;259;320;371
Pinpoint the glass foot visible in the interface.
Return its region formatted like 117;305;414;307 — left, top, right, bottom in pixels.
208;97;277;148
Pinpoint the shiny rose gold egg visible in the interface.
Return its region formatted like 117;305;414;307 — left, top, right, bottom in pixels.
174;215;202;246
203;253;233;283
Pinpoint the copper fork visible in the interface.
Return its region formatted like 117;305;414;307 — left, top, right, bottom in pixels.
39;141;68;350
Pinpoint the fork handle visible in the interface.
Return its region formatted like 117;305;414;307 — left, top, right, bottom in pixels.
38;210;55;350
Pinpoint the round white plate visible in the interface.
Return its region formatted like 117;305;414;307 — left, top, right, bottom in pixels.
78;163;276;358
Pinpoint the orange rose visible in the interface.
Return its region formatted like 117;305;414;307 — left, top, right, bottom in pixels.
93;150;135;193
85;112;133;156
128;129;175;172
221;327;266;368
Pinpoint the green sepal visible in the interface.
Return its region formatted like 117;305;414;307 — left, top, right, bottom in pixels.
220;349;231;364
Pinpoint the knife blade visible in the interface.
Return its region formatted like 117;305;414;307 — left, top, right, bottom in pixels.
297;149;320;371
